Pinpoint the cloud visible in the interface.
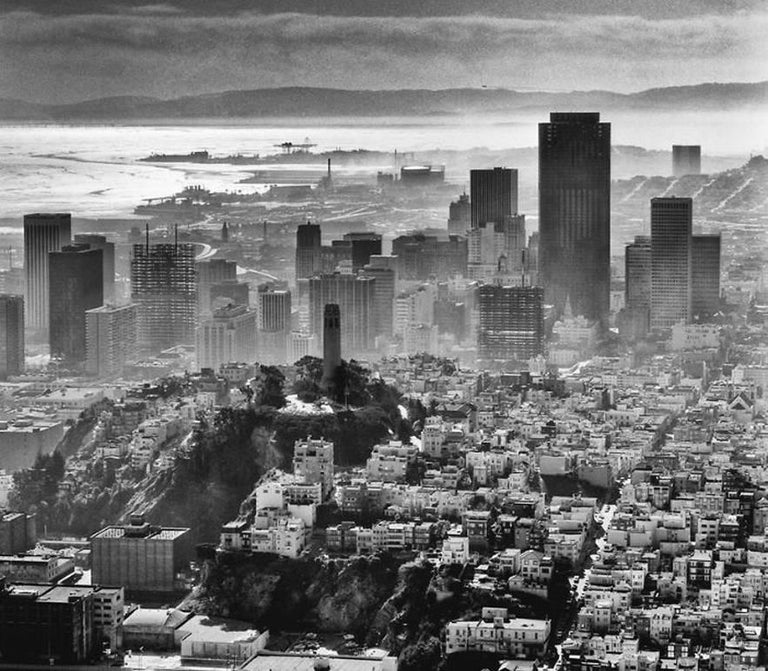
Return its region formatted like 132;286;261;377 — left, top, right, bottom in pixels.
0;9;766;102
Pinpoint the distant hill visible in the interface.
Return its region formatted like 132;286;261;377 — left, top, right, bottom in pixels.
1;81;767;121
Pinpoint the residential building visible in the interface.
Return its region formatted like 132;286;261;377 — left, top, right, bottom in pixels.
85;303;137;378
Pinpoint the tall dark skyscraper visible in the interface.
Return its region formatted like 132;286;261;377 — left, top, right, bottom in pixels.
692;233;721;319
470;168;518;229
131;241;196;352
296;221;322;279
0;295;24;379
49;244;103;366
650;197;692;330
342;232;382;272
539;112;611;323
74;234;115;302
23;213;72;332
672;145;702;177
625;236;652;312
321;303;341;395
477;284;544;364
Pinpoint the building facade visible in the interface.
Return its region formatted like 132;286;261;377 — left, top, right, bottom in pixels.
85;303;138;378
477;285;544;364
0;295;24;379
691;233;721;319
470;168;518;229
196;304;257;371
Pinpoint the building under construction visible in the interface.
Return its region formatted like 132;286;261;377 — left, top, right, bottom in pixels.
130;231;196;353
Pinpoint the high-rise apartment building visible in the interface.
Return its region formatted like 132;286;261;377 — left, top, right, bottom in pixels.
691;233;721;319
650;197;692;330
292;438;334;500
470;168;518;229
49;245;103;366
0;295;24;380
131;242;196;352
477;285;544;364
295;221;322;279
196;258;237;317
672;145;702;177
23;213;71;332
448;193;470;236
74;234;115;302
539;112;611;322
85;303;137;378
308;273;375;356
195;304;257;371
342;232;382;271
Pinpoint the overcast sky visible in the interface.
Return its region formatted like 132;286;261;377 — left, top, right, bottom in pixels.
1;0;766;103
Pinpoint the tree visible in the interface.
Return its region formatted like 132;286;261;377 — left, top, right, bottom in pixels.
254;365;286;408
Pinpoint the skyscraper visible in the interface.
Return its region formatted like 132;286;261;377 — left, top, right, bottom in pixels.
477;284;544;364
672;145;702;177
308;273;375;356
342;232;382;272
321;304;341;395
23;213;72;332
196;259;237;318
360;265;395;338
210;280;249;312
258;286;292;363
196;304;257;371
0;295;24;380
691;234;721;319
448;193;470;236
650;197;692;330
85;303;137;378
49;244;103;366
625;236;652;312
74;234;115;303
295;221;322;279
470;168;518;229
539;113;611;322
131;241;196;353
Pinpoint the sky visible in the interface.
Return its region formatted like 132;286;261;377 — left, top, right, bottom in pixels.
1;0;767;104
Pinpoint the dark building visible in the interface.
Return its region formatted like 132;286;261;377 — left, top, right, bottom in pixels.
321;303;341;394
477;285;544;364
308;273;375;356
435;299;466;342
321;240;353;273
74;234;115;303
625;236;652;311
210;280;250;311
23;213;72;332
196;258;237;317
0;295;24;380
258;286;292;332
470;168;518;229
400;165;445;186
0;511;35;554
360;265;395;338
342;232;382;271
0;580;95;664
130;241;196;352
295;220;322;279
49;244;103;366
691;234;721;319
650;197;692;330
448;192;470;236
391;234;467;280
539;112;611;323
672;145;702;177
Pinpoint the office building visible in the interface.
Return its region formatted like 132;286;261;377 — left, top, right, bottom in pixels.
74;234;115;302
467;215;527;280
295;220;322;279
342;232;382;271
257;287;291;364
293;438;334;500
673;145;702;177
49;244;103;366
539;112;611;322
448;192;470;236
196;258;237;317
321;303;341;395
308;273;375;356
361;265;396;338
0;295;24;380
391;234;467;281
625;236;652;311
692;234;721;319
470;168;518;229
650;197;692;330
90;514;192;593
0;511;36;555
23;213;71;332
196;304;257;371
131;241;196;352
477;284;544;364
85;303;137;378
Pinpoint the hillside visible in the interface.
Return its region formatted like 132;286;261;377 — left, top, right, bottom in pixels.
1;81;766;121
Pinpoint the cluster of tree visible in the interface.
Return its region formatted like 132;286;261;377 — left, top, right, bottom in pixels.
10;452;65;522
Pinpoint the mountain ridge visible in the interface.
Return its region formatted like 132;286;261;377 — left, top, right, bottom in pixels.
1;81;766;121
